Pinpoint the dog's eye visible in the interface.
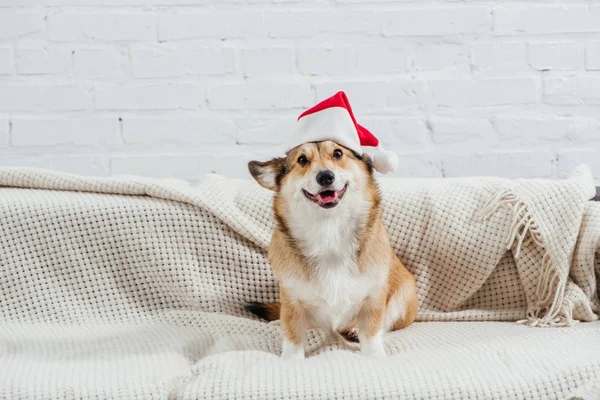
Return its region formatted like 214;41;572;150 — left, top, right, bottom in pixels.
297;155;308;166
333;149;343;160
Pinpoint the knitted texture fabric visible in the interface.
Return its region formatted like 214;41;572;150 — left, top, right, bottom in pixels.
0;166;599;399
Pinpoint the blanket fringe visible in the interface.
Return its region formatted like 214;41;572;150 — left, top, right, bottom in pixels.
480;189;571;327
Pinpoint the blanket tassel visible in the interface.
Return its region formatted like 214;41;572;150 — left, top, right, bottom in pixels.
480;189;573;328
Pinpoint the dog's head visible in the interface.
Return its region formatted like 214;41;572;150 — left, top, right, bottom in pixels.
248;140;377;212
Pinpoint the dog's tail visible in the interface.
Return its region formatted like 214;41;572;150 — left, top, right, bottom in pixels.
244;302;281;321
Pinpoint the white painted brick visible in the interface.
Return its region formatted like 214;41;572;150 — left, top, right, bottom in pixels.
0;85;93;111
360;117;428;148
528;43;579;71
431;78;538;107
130;46;184;78
296;47;354;76
236;117;295;145
494;6;600;35
73;47;128;77
95;84;205;110
441;151;555;179
315;81;424;110
0;47;12;75
267;10;378;38
471;42;528;72
0;10;45;40
413;45;469;72
557;149;600;180
354;46;408;74
544;77;600;105
16;46;72;75
429;118;494;144
242;47;294;77
0;117;8;147
208;82;314;110
493;116;600;143
158;11;264;41
381;7;492;36
586;42;600;71
11;117;119;147
181;48;236;76
122;117;236;145
389;154;442;178
48;13;155;42
2;155;110;176
111;151;258;180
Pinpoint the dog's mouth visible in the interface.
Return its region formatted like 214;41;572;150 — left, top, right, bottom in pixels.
302;184;348;209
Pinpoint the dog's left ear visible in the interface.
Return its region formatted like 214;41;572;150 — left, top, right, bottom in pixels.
248;158;286;191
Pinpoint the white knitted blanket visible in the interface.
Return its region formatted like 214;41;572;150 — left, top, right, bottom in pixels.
1;166;599;399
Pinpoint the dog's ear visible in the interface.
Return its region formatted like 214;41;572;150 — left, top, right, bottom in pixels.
248;158;286;191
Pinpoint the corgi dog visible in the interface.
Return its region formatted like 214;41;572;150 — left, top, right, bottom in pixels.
246;140;418;359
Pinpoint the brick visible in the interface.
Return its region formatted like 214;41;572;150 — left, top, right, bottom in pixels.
544;77;600;105
111;151;259;180
315;81;424;110
0;117;8;147
11;117;119;147
2;155;110;176
242;47;294;77
48;13;155;42
208;82;314;110
391;153;442;178
557;149;600;180
0;85;93;111
297;46;408;75
359;117;428;148
493;116;600;143
73;47;128;77
296;47;354;76
267;10;378;38
122;117;236;145
586;42;600;71
354;46;408;74
494;6;600;35
95;84;205;110
16;47;72;75
413;44;469;72
381;7;492;36
236;117;295;145
431;78;538;107
0;10;45;40
528;42;579;71
429;118;494;144
130;46;184;78
471;42;528;72
441;151;555;179
181;48;236;76
158;11;264;41
0;47;11;75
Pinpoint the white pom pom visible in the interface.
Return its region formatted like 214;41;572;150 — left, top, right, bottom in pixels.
372;147;399;174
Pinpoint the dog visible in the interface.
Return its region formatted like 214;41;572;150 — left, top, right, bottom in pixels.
245;140;418;359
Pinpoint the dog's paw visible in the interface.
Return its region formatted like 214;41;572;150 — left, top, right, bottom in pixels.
281;339;305;360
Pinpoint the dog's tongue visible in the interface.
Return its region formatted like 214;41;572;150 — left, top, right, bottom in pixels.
318;190;338;204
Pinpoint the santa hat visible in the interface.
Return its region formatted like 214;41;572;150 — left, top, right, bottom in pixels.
288;91;399;174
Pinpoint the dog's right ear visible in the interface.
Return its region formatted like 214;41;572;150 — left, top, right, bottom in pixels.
248;158;286;191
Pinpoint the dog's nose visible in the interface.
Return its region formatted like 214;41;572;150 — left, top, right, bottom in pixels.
316;170;335;186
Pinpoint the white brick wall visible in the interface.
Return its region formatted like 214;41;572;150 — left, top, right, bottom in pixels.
0;1;599;184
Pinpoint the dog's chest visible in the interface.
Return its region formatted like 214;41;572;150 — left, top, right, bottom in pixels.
285;209;379;329
286;266;375;330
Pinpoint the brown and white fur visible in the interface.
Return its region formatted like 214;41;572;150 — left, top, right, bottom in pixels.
246;140;418;359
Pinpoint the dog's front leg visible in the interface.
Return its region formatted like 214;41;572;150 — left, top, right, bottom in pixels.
357;293;386;357
280;289;306;360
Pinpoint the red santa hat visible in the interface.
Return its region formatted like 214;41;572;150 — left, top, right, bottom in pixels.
289;91;399;174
